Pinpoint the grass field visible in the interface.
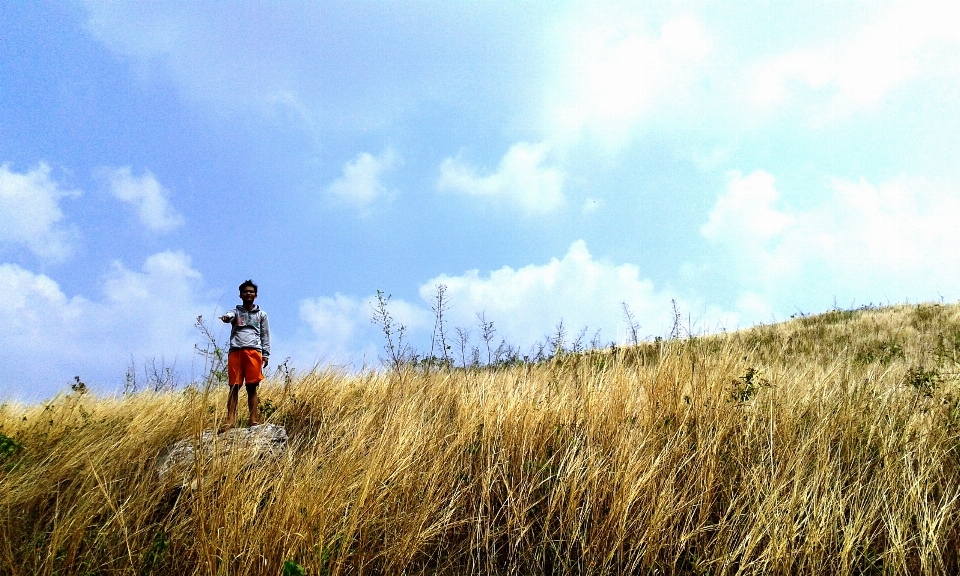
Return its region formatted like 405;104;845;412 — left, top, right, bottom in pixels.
4;303;960;575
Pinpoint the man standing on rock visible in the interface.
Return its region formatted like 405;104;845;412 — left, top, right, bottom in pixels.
219;279;270;430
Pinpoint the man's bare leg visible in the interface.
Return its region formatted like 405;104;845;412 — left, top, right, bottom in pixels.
223;385;241;431
247;382;260;426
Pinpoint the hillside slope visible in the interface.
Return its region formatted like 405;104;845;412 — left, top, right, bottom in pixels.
3;303;960;575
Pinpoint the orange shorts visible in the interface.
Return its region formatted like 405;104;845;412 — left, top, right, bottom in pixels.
228;349;263;385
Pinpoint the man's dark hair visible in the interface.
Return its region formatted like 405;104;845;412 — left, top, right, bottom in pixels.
239;279;258;294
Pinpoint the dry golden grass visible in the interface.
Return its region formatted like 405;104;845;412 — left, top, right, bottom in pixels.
4;303;960;575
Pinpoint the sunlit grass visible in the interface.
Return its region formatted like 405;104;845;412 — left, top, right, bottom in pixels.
4;303;960;574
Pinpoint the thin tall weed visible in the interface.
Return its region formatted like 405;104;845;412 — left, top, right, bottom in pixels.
3;303;960;574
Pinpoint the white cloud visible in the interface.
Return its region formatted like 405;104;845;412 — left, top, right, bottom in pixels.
701;170;795;246
703;170;960;316
298;294;374;365
325;149;401;210
540;3;960;141
100;166;184;232
297;292;429;367
545;12;714;146
0;162;79;260
582;197;603;214
421;240;729;347
293;242;739;368
437;141;566;213
82;2;316;124
102;251;203;316
750;4;960;122
1;251;212;400
4;263;84;341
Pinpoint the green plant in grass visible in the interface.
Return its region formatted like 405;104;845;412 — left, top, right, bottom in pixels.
730;367;769;403
906;365;940;397
281;560;305;576
0;432;22;463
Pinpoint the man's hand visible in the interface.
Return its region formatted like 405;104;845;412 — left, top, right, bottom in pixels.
263;357;270;368
220;315;231;323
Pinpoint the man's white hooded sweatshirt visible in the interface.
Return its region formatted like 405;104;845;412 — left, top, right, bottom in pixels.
223;305;271;358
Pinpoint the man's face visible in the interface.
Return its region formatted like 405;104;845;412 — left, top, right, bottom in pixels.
240;287;257;304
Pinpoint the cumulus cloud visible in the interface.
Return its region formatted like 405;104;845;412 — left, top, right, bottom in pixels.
703;169;960;316
298;292;429;366
701;170;795;247
100;166;184;232
437;141;566;213
299;294;369;359
1;251;212;400
325;149;401;210
293;242;739;369
421;240;728;347
0;162;79;261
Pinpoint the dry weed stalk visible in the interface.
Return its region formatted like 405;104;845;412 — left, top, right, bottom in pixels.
3;304;960;574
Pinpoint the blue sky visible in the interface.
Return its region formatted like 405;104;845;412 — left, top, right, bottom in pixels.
5;1;960;400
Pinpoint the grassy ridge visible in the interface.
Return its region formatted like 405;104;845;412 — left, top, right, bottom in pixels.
4;303;960;574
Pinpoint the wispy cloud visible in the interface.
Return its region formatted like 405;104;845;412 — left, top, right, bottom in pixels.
545;11;714;147
325;149;401;211
0;162;79;261
750;3;960;122
437;141;565;213
83;1;317;124
100;166;184;233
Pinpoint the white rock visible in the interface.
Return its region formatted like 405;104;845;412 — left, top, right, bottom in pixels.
156;423;288;487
